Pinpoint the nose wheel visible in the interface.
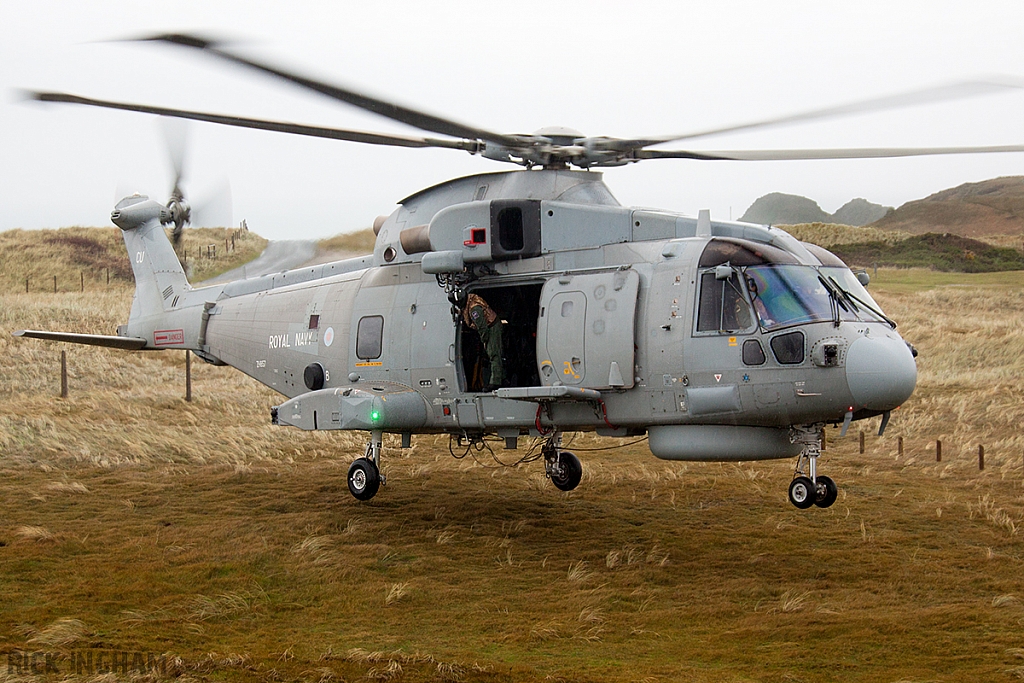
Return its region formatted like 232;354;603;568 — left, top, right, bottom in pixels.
789;425;838;509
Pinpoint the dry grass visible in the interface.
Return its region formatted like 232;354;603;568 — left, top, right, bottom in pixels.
782;222;913;247
318;228;376;255
2;264;1024;681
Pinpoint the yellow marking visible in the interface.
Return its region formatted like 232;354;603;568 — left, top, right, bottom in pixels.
728;337;738;347
355;361;383;367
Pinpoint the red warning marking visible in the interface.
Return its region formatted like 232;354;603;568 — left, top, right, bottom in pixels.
154;329;185;346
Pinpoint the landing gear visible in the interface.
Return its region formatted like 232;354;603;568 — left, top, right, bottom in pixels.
814;475;838;508
789;424;838;510
348;430;385;501
543;433;582;492
788;476;816;509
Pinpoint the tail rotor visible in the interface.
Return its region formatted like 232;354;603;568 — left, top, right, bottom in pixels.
162;117;191;246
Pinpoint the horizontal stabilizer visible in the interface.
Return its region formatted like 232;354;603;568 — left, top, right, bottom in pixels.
13;329;147;350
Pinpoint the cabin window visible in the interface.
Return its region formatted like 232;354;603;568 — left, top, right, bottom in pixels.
770;331;805;365
696;271;754;334
356;315;384;359
742;339;767;365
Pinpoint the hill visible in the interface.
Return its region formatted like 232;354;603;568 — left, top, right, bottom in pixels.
739;192;830;224
870;176;1024;237
741;193;891;226
0;226;267;292
831;197;891;226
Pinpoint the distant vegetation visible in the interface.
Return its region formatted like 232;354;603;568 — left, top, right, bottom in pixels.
830;232;1024;272
781;222;911;248
781;222;1024;272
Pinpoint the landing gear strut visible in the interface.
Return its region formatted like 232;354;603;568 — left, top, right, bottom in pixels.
542;432;582;492
789;425;838;509
348;430;385;501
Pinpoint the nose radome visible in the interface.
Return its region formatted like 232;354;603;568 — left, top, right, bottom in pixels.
845;334;917;411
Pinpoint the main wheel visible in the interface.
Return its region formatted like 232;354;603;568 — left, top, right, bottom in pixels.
551;451;582;492
814;475;838;508
347;458;381;501
788;476;816;509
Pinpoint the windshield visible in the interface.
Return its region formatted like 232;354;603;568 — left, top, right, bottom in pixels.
745;265;890;331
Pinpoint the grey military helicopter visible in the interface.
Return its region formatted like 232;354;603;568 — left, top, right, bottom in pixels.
17;35;1024;506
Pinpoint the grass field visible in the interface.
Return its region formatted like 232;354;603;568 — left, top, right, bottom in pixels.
2;260;1024;681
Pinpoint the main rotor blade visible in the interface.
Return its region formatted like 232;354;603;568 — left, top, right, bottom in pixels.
31;92;479;151
623;79;1024;149
635;144;1024;161
142;33;525;150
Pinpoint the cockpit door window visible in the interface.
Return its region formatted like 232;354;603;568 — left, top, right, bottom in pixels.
696;271;755;334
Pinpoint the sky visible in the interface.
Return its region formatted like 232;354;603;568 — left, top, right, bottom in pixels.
3;0;1024;240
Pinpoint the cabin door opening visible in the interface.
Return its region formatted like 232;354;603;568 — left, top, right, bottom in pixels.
458;283;543;392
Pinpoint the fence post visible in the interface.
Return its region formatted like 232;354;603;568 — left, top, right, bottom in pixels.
25;277;29;293
106;268;110;285
60;350;68;398
80;271;84;292
859;430;865;454
185;350;192;403
936;440;942;462
979;445;985;471
898;436;904;456
53;275;57;293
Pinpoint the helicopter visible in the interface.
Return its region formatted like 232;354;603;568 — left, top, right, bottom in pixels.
16;35;1024;506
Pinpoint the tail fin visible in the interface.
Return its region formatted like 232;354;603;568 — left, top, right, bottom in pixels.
13;196;191;352
111;195;191;336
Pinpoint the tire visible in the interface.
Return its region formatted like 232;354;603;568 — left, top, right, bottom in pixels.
347;458;381;501
788;476;816;509
551;451;582;492
814;475;838;509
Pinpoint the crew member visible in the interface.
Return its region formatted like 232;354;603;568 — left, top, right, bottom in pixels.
463;293;505;390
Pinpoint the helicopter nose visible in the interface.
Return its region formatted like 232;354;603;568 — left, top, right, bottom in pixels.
845;334;917;411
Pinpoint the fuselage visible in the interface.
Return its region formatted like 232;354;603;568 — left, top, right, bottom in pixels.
117;169;917;462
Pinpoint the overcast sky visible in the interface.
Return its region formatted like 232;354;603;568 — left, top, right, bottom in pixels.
3;0;1024;240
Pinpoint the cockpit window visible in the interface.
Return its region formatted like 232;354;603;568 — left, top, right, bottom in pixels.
696;271;755;333
746;265;891;331
745;266;832;330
